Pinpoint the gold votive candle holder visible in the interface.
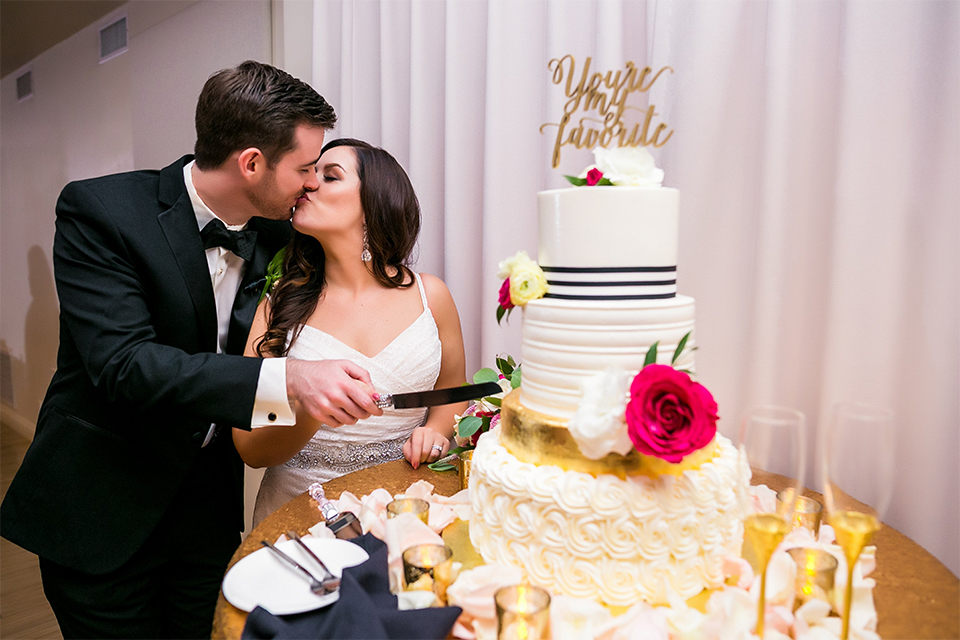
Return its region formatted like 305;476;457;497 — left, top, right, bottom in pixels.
495;584;551;640
402;543;454;604
788;547;838;608
777;489;824;537
387;497;429;524
459;450;474;491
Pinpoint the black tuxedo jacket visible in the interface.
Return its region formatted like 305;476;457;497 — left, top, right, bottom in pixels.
0;156;292;574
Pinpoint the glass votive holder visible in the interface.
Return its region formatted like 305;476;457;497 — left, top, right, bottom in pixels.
777;489;824;537
788;547;838;608
402;544;454;604
459;450;474;491
495;584;551;640
387;497;429;524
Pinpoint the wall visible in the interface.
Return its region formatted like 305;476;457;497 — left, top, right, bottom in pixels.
0;0;272;531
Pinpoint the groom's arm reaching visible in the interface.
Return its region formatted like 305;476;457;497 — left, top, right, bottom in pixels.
234;300;382;468
54;179;379;434
53;180;268;430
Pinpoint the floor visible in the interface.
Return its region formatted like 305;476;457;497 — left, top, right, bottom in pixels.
0;422;62;639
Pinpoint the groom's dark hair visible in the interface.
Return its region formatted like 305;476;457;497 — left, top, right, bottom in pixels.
193;60;336;170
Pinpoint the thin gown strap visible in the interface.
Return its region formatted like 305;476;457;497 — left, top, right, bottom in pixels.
414;272;429;312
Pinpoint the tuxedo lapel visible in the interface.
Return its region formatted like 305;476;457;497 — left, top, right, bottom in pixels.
157;158;219;352
226;220;272;356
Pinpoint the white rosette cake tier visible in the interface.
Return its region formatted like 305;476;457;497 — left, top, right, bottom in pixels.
469;426;748;606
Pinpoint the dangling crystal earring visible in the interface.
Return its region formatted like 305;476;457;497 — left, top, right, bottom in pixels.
361;223;372;262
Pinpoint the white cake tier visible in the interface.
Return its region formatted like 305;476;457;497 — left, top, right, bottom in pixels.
538;186;679;300
469;428;747;606
520;295;695;419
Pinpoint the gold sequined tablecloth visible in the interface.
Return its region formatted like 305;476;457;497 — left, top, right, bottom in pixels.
212;462;959;640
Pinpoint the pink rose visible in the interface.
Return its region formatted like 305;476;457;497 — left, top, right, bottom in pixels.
586;167;604;186
498;279;514;309
625;364;718;462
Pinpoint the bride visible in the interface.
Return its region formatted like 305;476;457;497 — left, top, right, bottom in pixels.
233;138;467;526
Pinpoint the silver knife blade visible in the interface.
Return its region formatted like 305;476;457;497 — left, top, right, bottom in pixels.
375;381;503;409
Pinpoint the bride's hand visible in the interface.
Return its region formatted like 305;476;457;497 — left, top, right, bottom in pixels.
403;427;450;470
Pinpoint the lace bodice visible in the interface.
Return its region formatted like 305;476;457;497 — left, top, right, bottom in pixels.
253;274;441;526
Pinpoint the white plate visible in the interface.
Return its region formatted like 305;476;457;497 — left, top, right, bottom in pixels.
222;537;370;615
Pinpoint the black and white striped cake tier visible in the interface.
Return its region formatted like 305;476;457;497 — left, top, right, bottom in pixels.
541;266;677;300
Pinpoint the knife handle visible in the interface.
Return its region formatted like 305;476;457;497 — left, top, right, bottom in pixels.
374;394;393;409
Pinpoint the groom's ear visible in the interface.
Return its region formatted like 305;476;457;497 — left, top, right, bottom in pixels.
237;147;267;182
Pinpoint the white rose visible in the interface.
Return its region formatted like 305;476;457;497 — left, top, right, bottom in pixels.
592;145;664;187
568;368;634;460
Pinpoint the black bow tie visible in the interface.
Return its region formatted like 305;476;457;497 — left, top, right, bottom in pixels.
200;219;258;261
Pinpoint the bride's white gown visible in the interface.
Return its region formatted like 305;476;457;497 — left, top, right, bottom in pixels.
252;273;441;526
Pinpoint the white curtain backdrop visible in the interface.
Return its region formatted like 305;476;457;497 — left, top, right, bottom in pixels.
310;0;959;575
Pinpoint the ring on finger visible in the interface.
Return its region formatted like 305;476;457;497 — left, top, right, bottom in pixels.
431;444;443;453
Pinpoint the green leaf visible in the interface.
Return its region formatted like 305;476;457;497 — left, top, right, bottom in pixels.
643;341;659;367
496;357;514;378
506;355;516;368
474;368;499;384
259;247;287;303
485;396;502;407
457;416;484;438
511;367;522;388
672;331;691;365
448;445;468;455
427;460;457;472
564;175;587;186
597;177;614;186
496;305;506;324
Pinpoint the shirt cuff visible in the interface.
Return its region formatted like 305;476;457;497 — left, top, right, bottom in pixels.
251;357;296;427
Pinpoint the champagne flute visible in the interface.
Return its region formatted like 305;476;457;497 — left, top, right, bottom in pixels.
739;405;806;638
822;402;894;640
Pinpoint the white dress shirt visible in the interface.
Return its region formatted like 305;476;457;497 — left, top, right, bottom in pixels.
183;162;295;444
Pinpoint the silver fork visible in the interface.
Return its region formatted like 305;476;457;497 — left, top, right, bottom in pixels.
287;529;342;591
260;540;338;595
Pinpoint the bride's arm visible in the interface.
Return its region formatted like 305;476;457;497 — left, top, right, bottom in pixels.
403;273;468;469
232;300;324;468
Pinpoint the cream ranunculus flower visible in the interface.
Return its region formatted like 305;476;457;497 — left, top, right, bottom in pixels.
593;145;664;187
496;250;532;280
506;258;548;307
568;368;634;459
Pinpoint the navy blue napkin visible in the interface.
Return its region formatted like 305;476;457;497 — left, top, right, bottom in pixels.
242;533;462;639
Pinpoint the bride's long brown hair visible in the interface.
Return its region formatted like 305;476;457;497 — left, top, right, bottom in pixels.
256;138;421;357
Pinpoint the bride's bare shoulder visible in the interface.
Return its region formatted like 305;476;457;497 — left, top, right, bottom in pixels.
417;273;459;318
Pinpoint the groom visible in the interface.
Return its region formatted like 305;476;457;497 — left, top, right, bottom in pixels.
0;61;381;639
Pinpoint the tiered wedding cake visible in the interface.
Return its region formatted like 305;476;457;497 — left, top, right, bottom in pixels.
469;147;749;607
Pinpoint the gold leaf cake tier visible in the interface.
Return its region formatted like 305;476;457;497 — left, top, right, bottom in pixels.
499;389;719;479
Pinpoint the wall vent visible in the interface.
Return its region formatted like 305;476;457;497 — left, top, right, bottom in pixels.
0;352;14;406
16;71;32;102
99;16;128;63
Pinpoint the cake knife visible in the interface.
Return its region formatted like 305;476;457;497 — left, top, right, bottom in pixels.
375;381;502;409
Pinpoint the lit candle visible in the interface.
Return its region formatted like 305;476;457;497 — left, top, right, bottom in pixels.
387;497;429;524
787;547;837;608
402;544;454;604
777;489;824;537
495;584;551;640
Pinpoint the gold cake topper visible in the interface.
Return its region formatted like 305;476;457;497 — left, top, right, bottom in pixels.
540;56;674;168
